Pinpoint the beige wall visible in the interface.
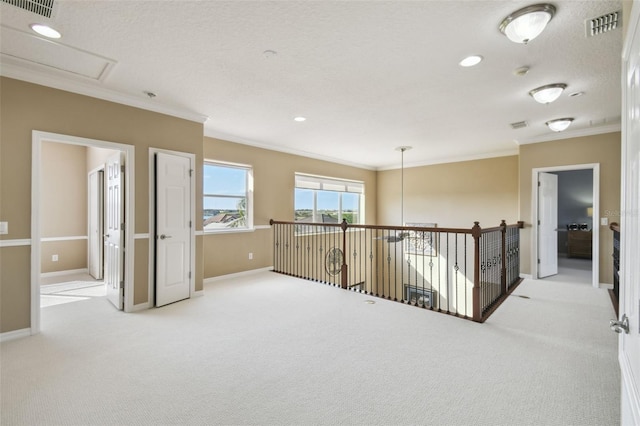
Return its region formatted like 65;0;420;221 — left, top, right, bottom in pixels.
40;142;88;273
203;137;377;278
377;155;520;229
87;146;119;172
0;77;204;333
518;132;621;284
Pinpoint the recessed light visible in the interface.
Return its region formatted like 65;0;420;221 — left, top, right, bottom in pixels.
294;116;306;122
30;24;61;39
459;55;483;67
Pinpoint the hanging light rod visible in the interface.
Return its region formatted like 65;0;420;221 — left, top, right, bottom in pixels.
499;3;556;44
395;146;412;153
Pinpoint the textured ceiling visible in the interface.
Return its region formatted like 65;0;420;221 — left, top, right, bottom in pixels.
0;0;623;169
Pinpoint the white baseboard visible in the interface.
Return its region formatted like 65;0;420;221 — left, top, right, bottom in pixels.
599;283;614;289
204;267;274;285
0;328;32;342
128;302;152;313
40;268;88;278
192;290;204;297
519;273;533;279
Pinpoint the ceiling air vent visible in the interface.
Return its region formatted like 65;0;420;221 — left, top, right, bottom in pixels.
587;10;621;37
510;121;528;130
1;0;55;18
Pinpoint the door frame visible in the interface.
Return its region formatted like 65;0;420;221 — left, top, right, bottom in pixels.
531;163;600;288
31;131;136;334
148;148;196;306
87;166;105;280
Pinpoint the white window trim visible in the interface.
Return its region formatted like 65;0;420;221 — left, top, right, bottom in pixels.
204;160;254;233
294;173;364;224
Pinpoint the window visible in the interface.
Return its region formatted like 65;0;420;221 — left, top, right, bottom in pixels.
203;161;252;231
294;173;364;224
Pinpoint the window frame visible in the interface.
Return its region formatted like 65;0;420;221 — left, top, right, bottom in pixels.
294;173;364;224
203;160;253;233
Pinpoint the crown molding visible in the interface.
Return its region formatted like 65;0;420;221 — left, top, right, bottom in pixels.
0;62;209;124
376;148;520;171
204;128;376;171
514;123;621;145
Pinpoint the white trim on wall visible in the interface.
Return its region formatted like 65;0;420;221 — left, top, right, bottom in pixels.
0;328;32;342
31;131;136;335
134;233;150;239
0;239;31;247
40;268;88;278
2;64;209;125
203;267;274;285
41;236;88;242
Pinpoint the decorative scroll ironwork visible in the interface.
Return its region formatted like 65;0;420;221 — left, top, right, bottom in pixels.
270;219;523;323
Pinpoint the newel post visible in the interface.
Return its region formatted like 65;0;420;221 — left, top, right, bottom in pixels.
472;221;482;322
341;219;348;289
500;220;507;296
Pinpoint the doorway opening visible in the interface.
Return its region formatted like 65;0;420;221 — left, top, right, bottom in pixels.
531;164;600;288
31;131;136;334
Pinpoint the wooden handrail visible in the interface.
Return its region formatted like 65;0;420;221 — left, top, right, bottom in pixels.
270;218;524;323
609;222;620;232
269;219;524;235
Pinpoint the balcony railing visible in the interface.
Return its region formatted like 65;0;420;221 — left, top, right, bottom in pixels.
270;219;524;323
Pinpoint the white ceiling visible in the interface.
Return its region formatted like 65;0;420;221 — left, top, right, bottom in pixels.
0;0;623;170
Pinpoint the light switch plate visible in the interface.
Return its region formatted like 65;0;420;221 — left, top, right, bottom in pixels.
601;217;608;226
0;221;7;235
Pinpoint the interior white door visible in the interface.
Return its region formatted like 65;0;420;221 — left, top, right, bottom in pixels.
538;172;558;278
619;4;640;422
155;152;191;307
88;169;104;280
104;153;124;310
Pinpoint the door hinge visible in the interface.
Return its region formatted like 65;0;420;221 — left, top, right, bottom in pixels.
538;181;541;187
189;220;192;228
538;220;541;225
189;169;193;177
537;259;541;264
121;165;125;173
188;271;192;279
121;222;126;231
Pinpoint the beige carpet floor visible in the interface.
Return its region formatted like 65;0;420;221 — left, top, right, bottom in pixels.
1;272;619;425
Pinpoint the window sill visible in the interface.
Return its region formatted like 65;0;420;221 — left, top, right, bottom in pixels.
204;227;255;235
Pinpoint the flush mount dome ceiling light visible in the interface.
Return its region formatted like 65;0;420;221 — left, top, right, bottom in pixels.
30;23;61;39
529;83;567;104
546;117;574;132
499;4;556;44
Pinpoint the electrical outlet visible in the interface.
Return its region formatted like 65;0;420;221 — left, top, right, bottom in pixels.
248;252;253;260
52;254;59;262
